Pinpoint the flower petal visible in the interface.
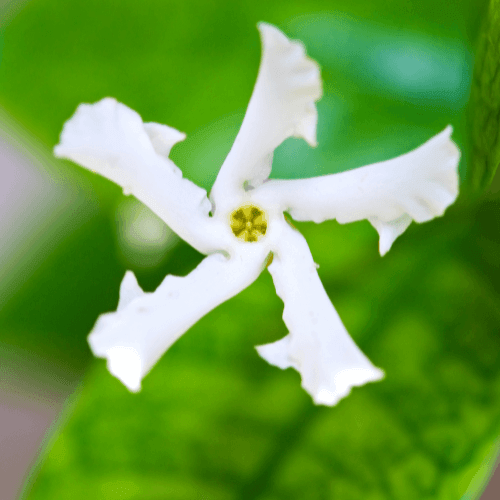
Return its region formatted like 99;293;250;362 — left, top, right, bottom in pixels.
254;126;459;254
143;122;186;159
117;270;146;311
54;97;228;255
89;249;268;392
211;23;322;205
369;213;412;257
256;222;384;406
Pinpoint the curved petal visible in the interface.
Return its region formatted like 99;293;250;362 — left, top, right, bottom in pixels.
254;126;460;255
54;98;228;255
90;249;268;391
211;23;322;206
256;222;384;406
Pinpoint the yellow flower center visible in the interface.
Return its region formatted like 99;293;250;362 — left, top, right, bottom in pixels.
230;204;267;242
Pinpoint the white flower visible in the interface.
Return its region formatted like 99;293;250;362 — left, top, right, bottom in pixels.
54;22;460;406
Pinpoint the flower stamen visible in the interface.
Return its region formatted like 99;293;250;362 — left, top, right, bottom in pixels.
230;204;267;242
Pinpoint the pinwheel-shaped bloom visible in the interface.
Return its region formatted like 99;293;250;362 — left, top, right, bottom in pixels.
54;23;460;406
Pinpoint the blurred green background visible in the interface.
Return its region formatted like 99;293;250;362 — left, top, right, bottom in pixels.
1;0;500;499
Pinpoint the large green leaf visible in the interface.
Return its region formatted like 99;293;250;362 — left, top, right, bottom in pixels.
22;204;500;500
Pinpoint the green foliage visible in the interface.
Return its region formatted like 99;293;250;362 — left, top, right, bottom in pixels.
468;0;500;191
23;209;500;500
0;0;498;499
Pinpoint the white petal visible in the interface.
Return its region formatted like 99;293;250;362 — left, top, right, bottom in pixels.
211;23;322;205
107;346;143;392
54;98;227;255
89;249;268;391
256;222;384;406
254;126;460;254
369;213;412;256
257;335;294;370
143;122;186;159
117;271;145;311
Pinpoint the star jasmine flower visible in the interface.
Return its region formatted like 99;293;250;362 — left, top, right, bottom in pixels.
54;23;460;406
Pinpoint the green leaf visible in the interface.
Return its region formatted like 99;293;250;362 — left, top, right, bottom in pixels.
468;0;500;191
22;203;500;500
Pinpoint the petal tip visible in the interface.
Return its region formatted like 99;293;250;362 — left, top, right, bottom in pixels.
295;104;319;147
255;335;295;370
106;346;143;392
53;144;64;158
312;367;385;407
118;271;145;311
379;237;392;257
370;214;412;257
143;122;187;158
257;22;287;43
